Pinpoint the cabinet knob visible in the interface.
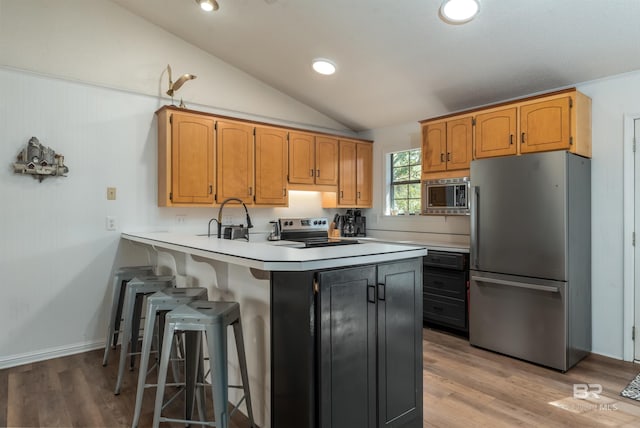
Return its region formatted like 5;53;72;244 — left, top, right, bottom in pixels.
447;152;451;161
208;184;213;194
310;169;315;177
440;153;445;162
249;186;253;196
521;132;526;144
283;188;287;197
316;169;320;178
509;134;514;145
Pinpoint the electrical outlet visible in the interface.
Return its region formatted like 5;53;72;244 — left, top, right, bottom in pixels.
175;215;187;224
222;215;233;225
106;216;117;231
107;187;116;200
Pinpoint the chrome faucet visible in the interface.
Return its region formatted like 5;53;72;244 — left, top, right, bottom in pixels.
208;198;253;239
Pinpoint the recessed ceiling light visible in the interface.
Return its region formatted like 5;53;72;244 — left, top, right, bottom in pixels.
196;0;219;12
312;59;336;76
439;0;480;24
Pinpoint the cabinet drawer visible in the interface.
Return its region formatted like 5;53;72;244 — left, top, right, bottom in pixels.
423;251;467;270
423;293;467;330
424;268;467;299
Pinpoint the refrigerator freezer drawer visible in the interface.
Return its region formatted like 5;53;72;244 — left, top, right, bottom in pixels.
469;271;568;371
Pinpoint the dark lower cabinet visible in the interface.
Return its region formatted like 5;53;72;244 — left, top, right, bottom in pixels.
271;258;423;428
423;251;469;334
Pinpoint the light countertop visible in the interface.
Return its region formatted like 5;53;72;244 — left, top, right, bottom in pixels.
122;231;428;272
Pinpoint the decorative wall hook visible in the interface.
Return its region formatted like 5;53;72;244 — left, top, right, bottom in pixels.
13;136;69;182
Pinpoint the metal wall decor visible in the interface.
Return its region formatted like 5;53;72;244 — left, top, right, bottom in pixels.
13;136;69;182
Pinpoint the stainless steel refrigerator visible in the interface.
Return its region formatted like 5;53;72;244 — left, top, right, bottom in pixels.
469;151;591;371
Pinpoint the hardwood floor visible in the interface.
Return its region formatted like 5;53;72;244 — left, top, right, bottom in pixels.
1;328;640;427
423;328;640;427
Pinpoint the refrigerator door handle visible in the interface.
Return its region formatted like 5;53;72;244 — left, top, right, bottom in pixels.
470;186;479;269
471;276;560;293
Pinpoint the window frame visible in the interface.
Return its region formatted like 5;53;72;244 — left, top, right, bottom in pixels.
388;148;422;215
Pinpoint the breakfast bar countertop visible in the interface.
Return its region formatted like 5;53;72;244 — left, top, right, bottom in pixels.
121;231;428;272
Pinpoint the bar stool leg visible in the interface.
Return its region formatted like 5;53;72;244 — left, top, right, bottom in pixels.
131;300;159;428
184;331;201;423
152;321;177;428
103;275;127;366
130;294;145;370
115;287;137;395
208;323;229;428
233;318;256;427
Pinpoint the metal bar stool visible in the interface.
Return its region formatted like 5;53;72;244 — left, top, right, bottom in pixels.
131;287;209;428
152;301;255;428
114;275;176;395
103;265;156;366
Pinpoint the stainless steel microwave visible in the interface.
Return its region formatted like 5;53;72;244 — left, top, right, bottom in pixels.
422;177;470;215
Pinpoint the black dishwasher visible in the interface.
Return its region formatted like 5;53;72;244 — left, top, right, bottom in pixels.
423;250;469;334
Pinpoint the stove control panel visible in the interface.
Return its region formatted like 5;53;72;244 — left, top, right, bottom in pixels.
279;217;329;232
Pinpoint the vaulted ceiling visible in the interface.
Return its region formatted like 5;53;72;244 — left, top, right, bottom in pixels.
111;0;640;131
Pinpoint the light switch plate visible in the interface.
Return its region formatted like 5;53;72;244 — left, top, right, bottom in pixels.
107;187;116;200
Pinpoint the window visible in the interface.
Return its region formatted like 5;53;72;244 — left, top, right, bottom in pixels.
389;148;421;215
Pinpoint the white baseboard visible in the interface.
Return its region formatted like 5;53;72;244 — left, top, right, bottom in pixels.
0;340;104;369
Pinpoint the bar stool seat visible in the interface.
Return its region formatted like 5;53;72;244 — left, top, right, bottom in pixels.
153;301;256;428
114;275;176;395
131;287;209;428
103;265;155;366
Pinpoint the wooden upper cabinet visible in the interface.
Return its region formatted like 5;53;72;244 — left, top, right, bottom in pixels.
446;117;473;170
255;126;288;206
336;140;372;208
157;109;214;206
355;142;373;207
474;107;517;159
289;133;339;186
216;120;254;204
288;132;315;184
520;97;571;154
338;140;357;206
421;116;472;175
422;122;447;174
315;136;339;185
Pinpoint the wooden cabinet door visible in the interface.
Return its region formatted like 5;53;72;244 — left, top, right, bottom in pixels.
446;117;473;170
377;258;423;428
255;126;288;206
422;122;446;173
339;140;357;206
216;120;254;204
474;107;517;159
520;97;571;154
318;265;377;428
288;132;315;184
356;142;373;207
315;136;339;185
170;112;215;204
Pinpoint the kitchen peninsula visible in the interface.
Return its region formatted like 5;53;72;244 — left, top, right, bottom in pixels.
122;231;426;428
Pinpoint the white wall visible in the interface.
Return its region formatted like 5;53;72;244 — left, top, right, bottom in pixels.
0;0;354;369
576;71;640;359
